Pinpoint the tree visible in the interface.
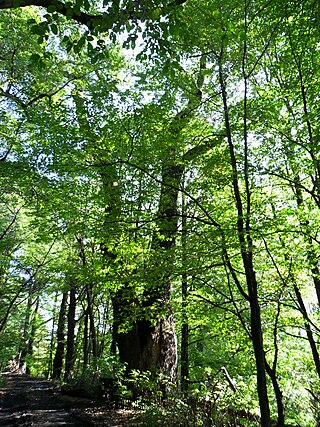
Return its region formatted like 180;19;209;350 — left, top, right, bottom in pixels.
2;1;320;425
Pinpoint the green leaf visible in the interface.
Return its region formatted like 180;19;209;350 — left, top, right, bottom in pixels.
47;4;57;13
74;36;86;53
150;8;161;21
239;31;246;42
91;55;98;64
51;23;58;35
29;53;41;63
31;25;46;36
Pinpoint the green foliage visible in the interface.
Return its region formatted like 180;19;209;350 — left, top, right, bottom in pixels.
2;1;320;426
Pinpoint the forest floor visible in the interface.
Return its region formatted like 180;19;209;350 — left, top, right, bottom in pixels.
0;373;139;426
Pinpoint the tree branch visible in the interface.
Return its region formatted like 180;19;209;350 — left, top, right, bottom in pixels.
0;0;187;33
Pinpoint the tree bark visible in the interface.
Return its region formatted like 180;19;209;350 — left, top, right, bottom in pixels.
77;237;98;363
47;292;58;379
264;359;285;427
83;309;89;371
64;286;76;382
18;282;34;372
136;160;183;379
180;319;189;393
25;296;40;375
86;283;98;360
53;292;67;380
248;277;271;427
180;188;189;394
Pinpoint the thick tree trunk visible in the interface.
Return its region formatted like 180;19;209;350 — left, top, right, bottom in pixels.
134;161;183;379
107;163;182;380
64;286;76;381
102;157;181;380
74;58;206;379
100;57;206;380
138;306;177;379
111;286;142;371
53;292;67;380
112;279;177;378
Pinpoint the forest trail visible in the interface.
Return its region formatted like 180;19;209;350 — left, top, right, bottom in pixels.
0;374;137;426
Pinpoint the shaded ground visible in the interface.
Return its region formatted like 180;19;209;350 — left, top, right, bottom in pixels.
0;374;138;426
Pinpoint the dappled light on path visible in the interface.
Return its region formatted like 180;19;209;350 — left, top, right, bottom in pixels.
0;374;139;426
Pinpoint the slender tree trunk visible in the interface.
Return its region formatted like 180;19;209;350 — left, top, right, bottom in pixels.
64;286;76;381
77;237;98;361
0;288;23;334
293;176;320;306
293;54;320;305
83;309;89;371
218;54;271;427
180;318;189;394
86;284;98;359
293;284;320;378
248;280;271;427
53;292;68;380
180;178;189;394
18;283;34;372
77;237;98;359
264;359;285;427
25;296;40;375
287;178;320;377
98;303;110;357
47;292;58;379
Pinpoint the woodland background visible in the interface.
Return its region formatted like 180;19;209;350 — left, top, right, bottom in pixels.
0;0;320;426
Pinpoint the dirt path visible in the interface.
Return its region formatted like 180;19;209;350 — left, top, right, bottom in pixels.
0;374;138;427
